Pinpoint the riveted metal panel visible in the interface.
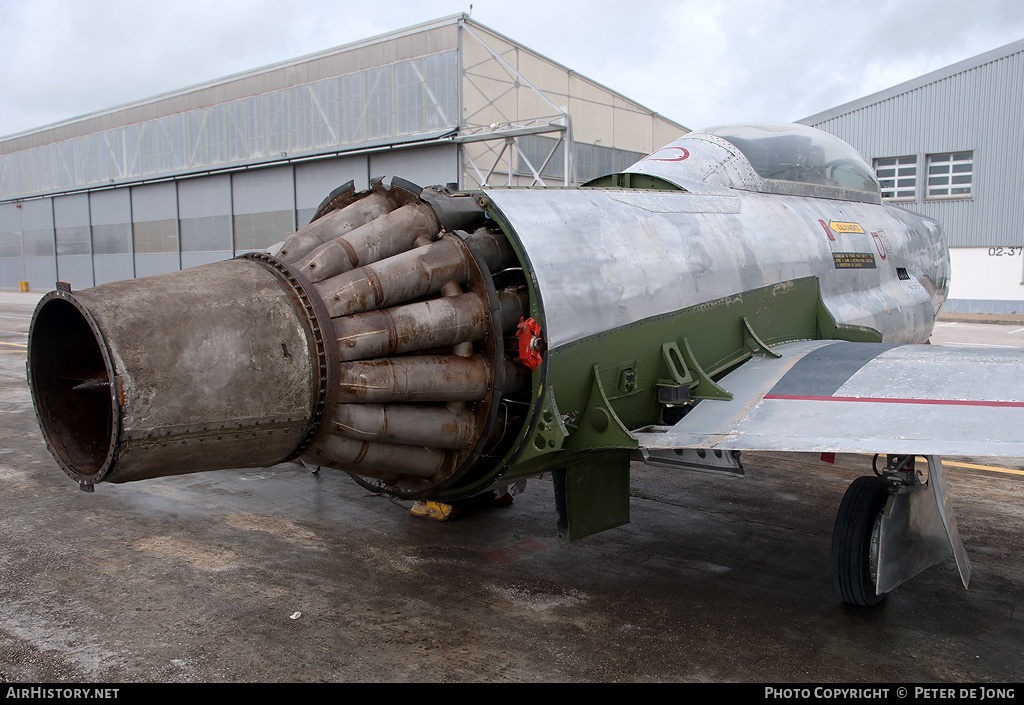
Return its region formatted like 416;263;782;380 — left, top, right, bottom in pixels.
484;187;946;350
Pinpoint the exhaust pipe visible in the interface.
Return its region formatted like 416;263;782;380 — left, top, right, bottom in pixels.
27;180;535;498
27;258;327;486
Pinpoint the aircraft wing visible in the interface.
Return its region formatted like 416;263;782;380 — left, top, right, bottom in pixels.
632;340;1024;457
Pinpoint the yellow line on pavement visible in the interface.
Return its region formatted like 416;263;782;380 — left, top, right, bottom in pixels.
860;453;1024;478
0;341;27;348
940;459;1024;477
908;456;1024;477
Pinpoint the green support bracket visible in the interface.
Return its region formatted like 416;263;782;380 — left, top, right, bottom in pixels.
658;341;695;385
515;384;569;464
564;365;637;454
742;316;782;358
656;341;695;404
679;337;733;401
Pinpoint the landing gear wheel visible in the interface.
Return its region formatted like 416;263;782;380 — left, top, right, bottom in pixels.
831;475;891;607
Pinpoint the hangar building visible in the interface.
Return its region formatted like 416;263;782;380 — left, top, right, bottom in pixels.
0;14;686;291
800;38;1024;316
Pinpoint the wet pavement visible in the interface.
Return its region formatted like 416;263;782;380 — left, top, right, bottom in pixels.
1;290;1023;683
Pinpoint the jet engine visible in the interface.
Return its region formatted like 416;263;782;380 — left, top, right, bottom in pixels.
28;178;533;499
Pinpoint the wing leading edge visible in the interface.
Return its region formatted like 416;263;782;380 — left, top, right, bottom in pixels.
633;340;1024;458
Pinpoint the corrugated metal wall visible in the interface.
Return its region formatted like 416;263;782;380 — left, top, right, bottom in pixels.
0;144;458;290
0;49;460;201
0;22;460;151
804;47;1024;248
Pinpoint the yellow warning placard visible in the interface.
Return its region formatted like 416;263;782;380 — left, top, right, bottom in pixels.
829;220;865;234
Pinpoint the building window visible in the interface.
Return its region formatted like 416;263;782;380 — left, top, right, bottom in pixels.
516;135;646;184
926;151;973;199
874;156;917;201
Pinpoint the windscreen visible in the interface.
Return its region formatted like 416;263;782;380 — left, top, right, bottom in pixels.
703;123;880;194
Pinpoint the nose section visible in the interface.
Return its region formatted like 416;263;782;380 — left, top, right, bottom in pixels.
922;218;951;317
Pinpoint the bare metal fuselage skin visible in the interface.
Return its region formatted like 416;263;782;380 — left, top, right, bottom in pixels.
487;185;947;352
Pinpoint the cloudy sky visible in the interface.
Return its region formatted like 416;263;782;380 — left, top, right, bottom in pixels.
2;0;1023;138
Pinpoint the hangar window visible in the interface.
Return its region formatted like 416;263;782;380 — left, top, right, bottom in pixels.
926;152;973;199
516;135;645;184
874;156;917;201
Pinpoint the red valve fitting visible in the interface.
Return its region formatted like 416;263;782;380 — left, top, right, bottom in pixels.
516;317;544;370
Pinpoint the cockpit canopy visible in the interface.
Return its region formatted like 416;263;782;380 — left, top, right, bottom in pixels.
705;123;880;192
623;122;882;204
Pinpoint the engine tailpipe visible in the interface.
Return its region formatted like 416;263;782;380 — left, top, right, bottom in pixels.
28;258;327;486
27;181;537;500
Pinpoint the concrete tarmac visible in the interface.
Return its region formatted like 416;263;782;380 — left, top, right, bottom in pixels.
1;290;1023;683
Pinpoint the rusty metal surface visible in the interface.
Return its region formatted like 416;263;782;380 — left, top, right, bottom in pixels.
26;292;120;487
497;288;529;332
28;172;532;499
278;192;395;264
462;226;515;272
298;203;441;283
242;252;340;462
30;259;319;485
332;292;490;361
317;235;472;318
330;403;478;450
309;433;456;480
336;354;491;404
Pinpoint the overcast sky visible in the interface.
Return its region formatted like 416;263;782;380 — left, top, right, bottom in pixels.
2;0;1023;139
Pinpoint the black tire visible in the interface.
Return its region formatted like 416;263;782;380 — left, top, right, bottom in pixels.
831;475;891;606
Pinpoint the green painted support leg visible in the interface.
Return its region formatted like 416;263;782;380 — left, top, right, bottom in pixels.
552;449;631;541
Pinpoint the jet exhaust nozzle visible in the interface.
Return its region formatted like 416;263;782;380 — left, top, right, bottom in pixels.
27;181;533;498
